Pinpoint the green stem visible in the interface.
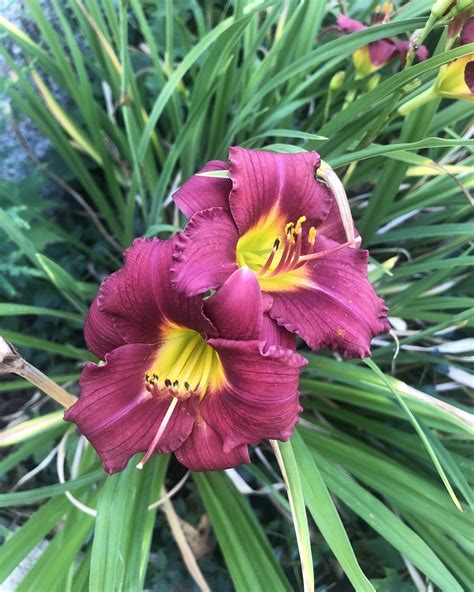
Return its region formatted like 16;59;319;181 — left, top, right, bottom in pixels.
398;85;437;116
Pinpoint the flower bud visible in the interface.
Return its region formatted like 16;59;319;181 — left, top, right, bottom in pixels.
366;74;381;91
329;71;346;91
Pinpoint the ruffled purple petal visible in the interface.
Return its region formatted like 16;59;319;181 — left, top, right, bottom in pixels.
268;236;390;358
84;296;126;360
98;238;167;344
415;45;429;62
395;40;429;65
317;196;359;245
171;207;239;296
64;343;198;474
201;339;306;451
175;416;250;471
228;147;332;235
152;236;218;336
172;160;231;219
260;312;296;350
336;14;366;34
368;39;398;66
99;237;216;343
204;267;263;341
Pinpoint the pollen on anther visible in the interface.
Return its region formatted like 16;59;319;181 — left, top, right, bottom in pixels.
285;222;294;235
294;215;307;234
308;227;317;245
145;371;150;383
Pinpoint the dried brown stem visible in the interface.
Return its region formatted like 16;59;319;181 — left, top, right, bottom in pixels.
0;337;77;409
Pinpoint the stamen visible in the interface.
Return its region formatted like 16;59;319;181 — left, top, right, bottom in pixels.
164;378;172;388
284;222;294;236
278;229;301;275
308;227;317;245
294;215;306;235
257;238;280;276
136;396;179;469
292;228;303;266
268;234;293;277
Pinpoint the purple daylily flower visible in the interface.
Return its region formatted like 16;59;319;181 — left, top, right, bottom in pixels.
336;13;428;77
65;237;306;474
171;147;390;359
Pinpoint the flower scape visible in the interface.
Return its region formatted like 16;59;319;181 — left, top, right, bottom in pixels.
65;148;390;474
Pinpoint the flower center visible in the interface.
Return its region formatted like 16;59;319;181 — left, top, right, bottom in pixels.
236;212;316;292
236;211;355;292
144;323;225;400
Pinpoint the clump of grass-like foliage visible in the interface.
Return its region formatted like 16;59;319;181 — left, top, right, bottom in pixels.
0;1;472;590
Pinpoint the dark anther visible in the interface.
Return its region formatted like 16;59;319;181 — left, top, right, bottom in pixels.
153;373;158;380
165;378;172;388
184;382;190;390
173;380;179;387
273;238;280;250
145;371;150;382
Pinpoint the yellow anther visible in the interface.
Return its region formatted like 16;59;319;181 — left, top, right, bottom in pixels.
294;215;307;235
308;227;317;245
285;222;294;235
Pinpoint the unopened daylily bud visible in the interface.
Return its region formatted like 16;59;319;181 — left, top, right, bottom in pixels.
329;71;346;91
455;0;474;14
366;74;381;91
431;0;459;18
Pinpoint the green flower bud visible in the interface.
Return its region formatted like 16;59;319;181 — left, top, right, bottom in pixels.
366;74;381;92
329;71;346;92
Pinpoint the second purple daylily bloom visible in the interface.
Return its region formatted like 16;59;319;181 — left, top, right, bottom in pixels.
336;12;428;78
171;147;390;359
65;236;306;474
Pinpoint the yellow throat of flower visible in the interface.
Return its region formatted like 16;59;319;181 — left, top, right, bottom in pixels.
145;323;225;399
235;210;314;292
353;46;381;79
436;56;474;101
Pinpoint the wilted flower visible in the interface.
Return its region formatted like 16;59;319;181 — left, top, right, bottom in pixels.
336;9;428;78
65;237;306;474
172;147;389;359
